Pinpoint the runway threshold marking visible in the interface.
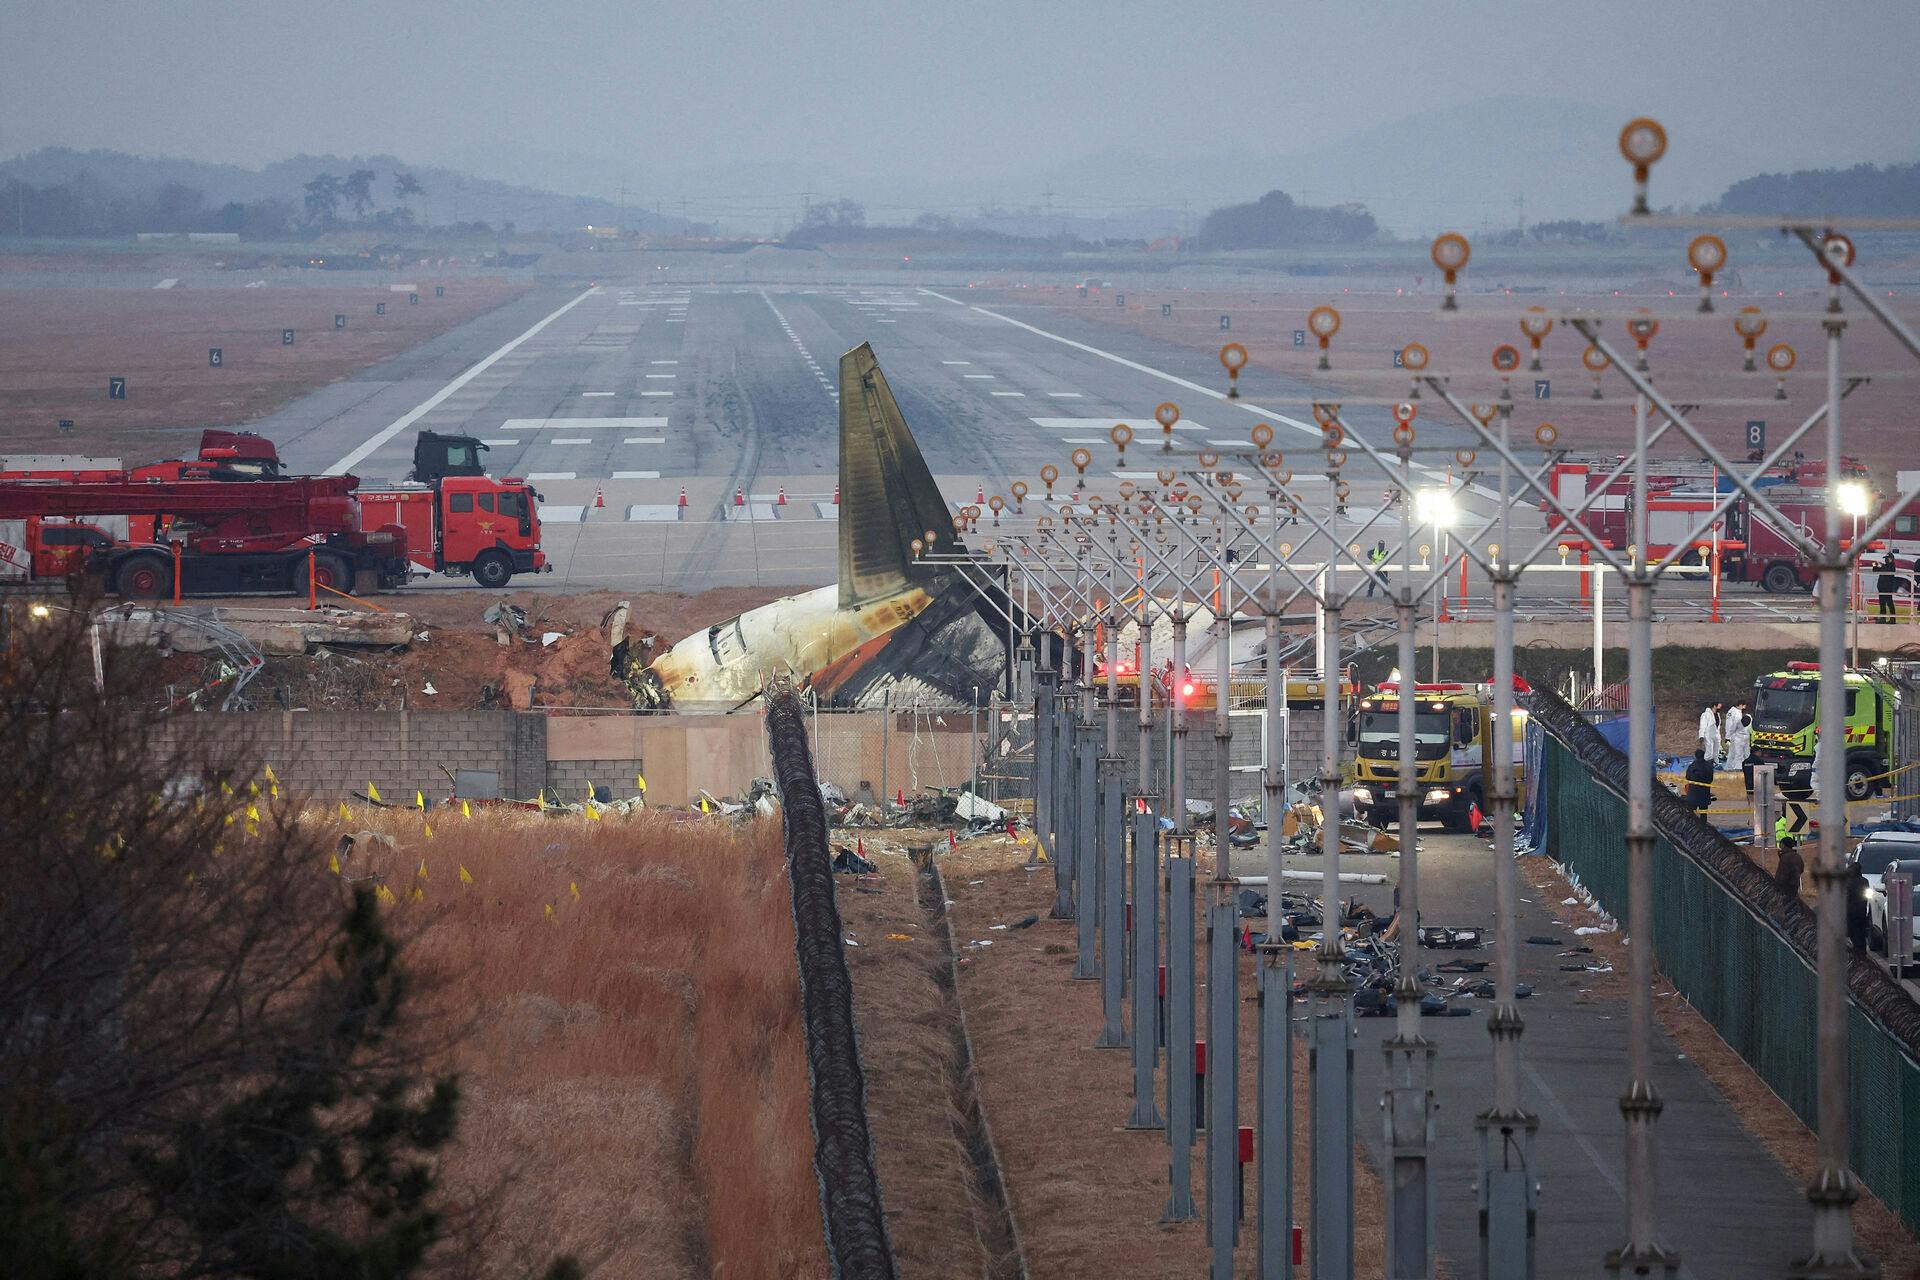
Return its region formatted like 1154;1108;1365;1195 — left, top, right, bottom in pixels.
967;301;1490;496
325;286;598;475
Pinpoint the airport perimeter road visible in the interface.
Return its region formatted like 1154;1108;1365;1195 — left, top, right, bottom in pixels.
261;278;1528;592
1231;832;1812;1278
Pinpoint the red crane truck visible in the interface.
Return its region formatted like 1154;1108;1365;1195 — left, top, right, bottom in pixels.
0;429;549;594
0;475;412;597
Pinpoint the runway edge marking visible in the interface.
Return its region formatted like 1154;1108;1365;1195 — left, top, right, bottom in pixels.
324;286;599;476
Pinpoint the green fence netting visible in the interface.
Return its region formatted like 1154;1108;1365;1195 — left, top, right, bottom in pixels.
1533;692;1920;1236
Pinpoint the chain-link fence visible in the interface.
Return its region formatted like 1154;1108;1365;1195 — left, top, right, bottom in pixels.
1531;689;1920;1234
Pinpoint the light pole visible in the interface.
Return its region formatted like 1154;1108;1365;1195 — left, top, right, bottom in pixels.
1838;480;1870;666
1415;486;1458;686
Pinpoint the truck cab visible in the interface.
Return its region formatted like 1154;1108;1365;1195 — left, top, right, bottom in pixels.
1751;663;1897;799
1351;681;1524;831
438;476;544;587
411;431;490;485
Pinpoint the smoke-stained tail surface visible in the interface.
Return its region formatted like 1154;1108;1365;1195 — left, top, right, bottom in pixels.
636;342;1018;710
839;343;960;608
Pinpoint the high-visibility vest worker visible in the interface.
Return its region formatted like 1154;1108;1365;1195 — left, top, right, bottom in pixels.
1775;813;1791;845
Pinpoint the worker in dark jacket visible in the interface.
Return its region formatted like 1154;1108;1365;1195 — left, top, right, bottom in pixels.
1875;553;1903;623
1847;863;1873;954
1773;836;1805;899
1684;748;1716;817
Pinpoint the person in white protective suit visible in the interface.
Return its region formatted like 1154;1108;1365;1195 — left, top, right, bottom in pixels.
1723;701;1750;774
1698;701;1723;765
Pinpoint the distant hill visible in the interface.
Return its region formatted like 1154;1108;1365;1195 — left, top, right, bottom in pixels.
0;147;693;236
1711;161;1920;217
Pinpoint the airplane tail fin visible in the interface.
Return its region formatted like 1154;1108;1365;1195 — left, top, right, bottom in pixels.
838;343;958;608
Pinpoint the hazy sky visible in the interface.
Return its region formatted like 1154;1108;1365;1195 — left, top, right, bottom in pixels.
6;0;1917;217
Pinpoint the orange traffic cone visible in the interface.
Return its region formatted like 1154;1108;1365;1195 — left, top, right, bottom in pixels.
734;486;745;507
976;483;985;503
594;486;605;509
896;788;904;807
832;484;840;505
776;486;787;506
678;485;688;508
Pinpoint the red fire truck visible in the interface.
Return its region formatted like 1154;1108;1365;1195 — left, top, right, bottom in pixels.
0;429;548;594
0;475;411;597
1544;457;1880;593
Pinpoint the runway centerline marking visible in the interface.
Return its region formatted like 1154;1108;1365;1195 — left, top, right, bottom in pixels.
963;374;995;379
326;286;598;475
942;360;971;365
612;470;661;479
1049;392;1084;398
526;471;577;481
622;437;666;445
645;373;676;379
640;390;673;396
990;391;1026;397
582;391;616;397
651;360;678;364
550;437;592;444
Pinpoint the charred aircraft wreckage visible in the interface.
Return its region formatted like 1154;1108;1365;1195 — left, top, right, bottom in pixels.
608;343;1027;711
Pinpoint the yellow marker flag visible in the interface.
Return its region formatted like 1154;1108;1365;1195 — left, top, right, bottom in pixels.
338;800;351;820
264;764;277;784
635;773;646;793
461;799;472;819
544;902;555;922
417;858;429;880
367;782;381;803
270;782;279;799
376;884;396;905
328;852;341;874
699;797;710;814
569;881;580;901
219;779;234;796
408;884;424;902
224;813;234;827
423;821;434;840
248;779;259;796
415;790;426;811
245;802;260;823
458;865;473;885
585;805;601;822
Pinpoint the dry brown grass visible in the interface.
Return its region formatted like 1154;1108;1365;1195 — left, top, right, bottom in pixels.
323;806;828;1279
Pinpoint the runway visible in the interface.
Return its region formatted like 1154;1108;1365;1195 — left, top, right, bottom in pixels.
260;278;1506;592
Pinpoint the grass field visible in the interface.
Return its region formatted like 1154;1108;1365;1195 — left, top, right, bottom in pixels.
325;806;826;1278
0;279;529;464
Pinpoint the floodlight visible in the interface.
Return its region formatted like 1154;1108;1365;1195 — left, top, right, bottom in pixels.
1836;480;1870;518
1415;487;1458;528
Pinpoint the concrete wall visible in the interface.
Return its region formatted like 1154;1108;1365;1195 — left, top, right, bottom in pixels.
163;711;548;801
1064;706;1326;805
163;708;981;808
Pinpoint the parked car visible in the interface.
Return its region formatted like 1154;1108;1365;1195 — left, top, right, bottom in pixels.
1851;830;1920;954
